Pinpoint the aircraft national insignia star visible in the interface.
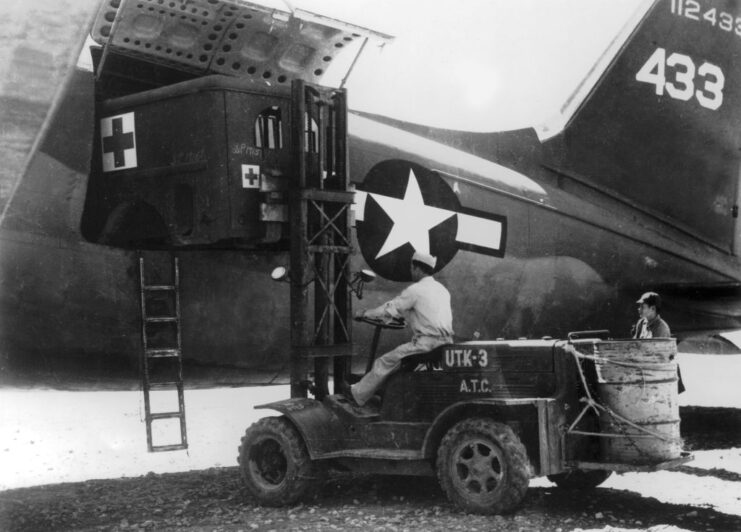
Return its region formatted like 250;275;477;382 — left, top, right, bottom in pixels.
371;168;455;258
354;160;507;282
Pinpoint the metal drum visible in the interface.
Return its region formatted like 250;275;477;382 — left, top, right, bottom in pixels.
593;339;682;464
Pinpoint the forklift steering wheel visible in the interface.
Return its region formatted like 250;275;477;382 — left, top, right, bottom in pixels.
355;316;406;329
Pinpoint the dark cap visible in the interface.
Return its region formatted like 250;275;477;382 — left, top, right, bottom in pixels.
636;291;661;308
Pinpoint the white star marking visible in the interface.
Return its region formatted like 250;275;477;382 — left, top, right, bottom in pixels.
370;169;455;259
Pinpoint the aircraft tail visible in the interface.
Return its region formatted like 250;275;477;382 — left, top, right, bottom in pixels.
539;0;741;255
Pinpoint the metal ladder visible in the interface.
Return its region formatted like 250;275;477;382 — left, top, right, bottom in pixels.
139;254;188;452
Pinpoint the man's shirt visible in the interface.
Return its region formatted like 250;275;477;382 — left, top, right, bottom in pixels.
633;315;671;339
366;276;453;338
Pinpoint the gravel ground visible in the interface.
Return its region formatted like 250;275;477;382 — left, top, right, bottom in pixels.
1;467;740;532
1;357;740;532
1;404;740;532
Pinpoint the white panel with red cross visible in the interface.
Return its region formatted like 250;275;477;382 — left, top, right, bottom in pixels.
241;164;261;189
100;112;137;172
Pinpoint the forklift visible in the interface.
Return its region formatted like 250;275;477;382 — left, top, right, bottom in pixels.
239;311;693;514
236;80;693;516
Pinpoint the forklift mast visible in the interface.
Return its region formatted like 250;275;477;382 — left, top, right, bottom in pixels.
289;79;352;400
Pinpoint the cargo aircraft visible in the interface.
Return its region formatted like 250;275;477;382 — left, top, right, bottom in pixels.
1;0;740;383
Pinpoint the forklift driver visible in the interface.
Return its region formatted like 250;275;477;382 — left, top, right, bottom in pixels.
343;251;454;406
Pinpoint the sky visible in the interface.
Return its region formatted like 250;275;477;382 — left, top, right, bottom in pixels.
252;0;647;131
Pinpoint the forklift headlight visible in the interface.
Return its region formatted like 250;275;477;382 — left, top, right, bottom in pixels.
270;266;289;282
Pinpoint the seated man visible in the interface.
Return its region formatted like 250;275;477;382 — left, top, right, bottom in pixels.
346;251;454;406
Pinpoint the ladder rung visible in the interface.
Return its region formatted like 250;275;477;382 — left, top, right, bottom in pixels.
145;317;178;323
144;285;176;291
146;348;180;358
150;443;188;452
146;381;182;390
149;411;184;420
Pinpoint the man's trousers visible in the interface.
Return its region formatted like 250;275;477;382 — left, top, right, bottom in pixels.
351;335;451;406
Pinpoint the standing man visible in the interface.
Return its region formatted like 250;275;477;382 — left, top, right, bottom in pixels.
632;291;684;393
632;291;671;339
346;251;454;406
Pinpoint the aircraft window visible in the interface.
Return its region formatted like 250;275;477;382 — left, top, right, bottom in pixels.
254;106;283;149
304;113;319;153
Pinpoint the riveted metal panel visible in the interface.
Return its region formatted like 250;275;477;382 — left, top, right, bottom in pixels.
93;0;392;85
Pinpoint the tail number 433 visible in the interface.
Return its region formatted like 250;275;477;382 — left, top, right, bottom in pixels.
636;47;725;110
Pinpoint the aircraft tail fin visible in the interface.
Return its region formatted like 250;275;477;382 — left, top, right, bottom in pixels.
540;0;741;254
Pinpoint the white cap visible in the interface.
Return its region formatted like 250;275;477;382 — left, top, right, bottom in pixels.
412;251;437;269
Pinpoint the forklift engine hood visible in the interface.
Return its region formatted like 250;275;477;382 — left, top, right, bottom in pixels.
91;0;392;86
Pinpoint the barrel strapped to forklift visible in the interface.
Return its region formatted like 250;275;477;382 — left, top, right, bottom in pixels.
563;338;692;471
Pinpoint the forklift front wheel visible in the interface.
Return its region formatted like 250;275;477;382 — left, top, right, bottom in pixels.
238;416;321;506
437;418;530;514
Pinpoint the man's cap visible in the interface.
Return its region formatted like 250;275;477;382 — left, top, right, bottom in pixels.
412;251;437;269
636;291;661;307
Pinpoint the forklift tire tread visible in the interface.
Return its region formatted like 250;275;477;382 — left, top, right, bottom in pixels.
238;416;321;506
437;417;530;514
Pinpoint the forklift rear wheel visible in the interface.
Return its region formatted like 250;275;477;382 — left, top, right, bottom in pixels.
437;418;530;514
547;469;612;489
238;416;320;506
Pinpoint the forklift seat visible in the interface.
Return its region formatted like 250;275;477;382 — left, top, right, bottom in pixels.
399;345;449;371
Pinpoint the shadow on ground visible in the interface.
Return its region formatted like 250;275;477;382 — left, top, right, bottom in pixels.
680;406;741;449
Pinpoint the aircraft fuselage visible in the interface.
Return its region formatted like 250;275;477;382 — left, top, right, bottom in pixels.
2;0;741;378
